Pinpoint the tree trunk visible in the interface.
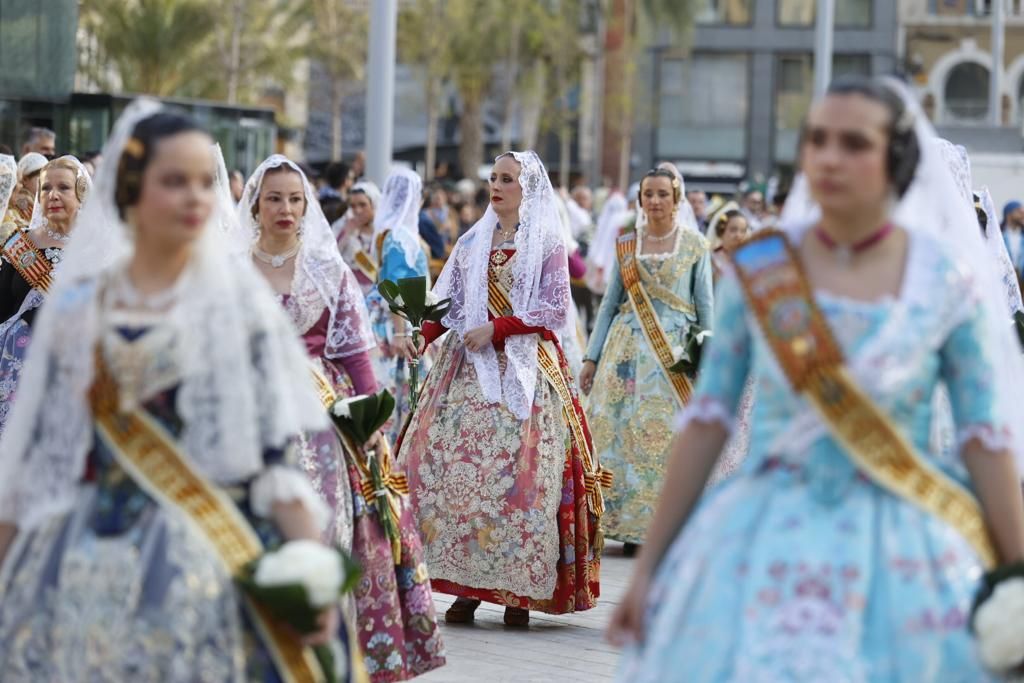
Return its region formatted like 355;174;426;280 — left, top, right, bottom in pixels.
618;0;635;190
499;14;522;152
332;77;344;161
458;88;484;181
520;61;546;151
226;0;245;104
425;74;440;180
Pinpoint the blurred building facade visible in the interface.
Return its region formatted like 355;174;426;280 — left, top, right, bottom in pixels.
609;0;899;193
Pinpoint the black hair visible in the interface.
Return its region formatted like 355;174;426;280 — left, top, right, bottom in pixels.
324;161;350;190
638;168;682;207
974;193;988;235
715;209;746;238
819;75;920;199
115;111;206;220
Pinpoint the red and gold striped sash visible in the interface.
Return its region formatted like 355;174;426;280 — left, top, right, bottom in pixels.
2;230;53;293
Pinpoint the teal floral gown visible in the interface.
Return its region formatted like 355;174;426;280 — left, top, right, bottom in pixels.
366;232;431;442
584;227;725;544
617;233;1004;682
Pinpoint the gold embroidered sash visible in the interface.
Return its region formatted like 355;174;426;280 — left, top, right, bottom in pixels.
486;279;612;515
353;250;379;283
88;354;329;683
3;230;53;293
310;365;410;544
615;230;694;407
730;231;997;569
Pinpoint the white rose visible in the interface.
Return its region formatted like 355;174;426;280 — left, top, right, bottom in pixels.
671;345;686;363
974;577;1024;671
425;291;441;306
331;395;365;419
695;330;713;345
254;539;346;608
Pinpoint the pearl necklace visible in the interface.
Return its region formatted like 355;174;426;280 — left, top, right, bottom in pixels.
253;240;301;268
644;224;678;243
112;269;186;312
46;227;71;243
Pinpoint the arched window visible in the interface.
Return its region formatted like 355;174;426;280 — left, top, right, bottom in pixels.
944;62;990;121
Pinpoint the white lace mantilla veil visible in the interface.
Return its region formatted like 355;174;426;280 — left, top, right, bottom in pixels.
433;150;571;420
590;191;628;273
27;155;92;233
0;99;327;528
0;154;17;218
236;155;374;359
333;179;382;238
778;77;1024;469
373;167;424;269
933;137;1024;317
978;187;1024;316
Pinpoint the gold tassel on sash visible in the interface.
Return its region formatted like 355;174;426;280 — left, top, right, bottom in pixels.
615;231;694;407
88;353;330;683
730;231;997;569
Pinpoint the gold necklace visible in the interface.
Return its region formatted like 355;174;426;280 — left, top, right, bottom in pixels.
253;240;301;268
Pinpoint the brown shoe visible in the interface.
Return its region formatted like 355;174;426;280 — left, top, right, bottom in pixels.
445;597;481;624
503;606;529;627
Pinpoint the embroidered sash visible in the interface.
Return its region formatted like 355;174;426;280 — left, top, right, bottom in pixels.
615;230;694;407
310;365;410;550
486;279;612;515
730;231;997;569
353;249;379;283
2;230;53;293
88;354;328;683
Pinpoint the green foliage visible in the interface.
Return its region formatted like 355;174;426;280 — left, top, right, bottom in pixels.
79;0;217;97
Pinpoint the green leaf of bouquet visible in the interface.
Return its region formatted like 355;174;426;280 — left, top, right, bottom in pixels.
377;280;401;305
396;277;428;320
376;389;396;429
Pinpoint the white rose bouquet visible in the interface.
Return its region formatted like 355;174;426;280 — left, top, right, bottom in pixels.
971;561;1024;678
377;276;451;413
237;540;361;683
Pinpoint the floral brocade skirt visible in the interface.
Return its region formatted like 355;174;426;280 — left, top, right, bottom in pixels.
588;312;743;544
302;357;445;683
397;335;601;613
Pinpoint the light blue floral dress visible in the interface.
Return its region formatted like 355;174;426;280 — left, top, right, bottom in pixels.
618;233;1002;683
366;232;430;442
585;228;724;544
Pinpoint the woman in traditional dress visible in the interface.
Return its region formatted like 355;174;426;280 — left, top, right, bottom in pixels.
336;180;383;296
0;101;364;682
0;155;17;226
0;153;46;241
237;156;445;682
578;168;721;555
706;201;750;280
367;168;431;441
397;151;605;628
0;155;90;435
608;76;1024;682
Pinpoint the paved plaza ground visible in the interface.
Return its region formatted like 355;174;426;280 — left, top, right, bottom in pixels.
419;541;632;682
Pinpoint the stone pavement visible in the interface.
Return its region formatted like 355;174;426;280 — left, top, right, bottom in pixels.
418;541;633;683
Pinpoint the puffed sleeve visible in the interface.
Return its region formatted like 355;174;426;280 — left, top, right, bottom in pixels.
675;271;751;434
940;303;1015;455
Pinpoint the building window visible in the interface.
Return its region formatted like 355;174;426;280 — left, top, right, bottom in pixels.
656;53;749;160
774;53;872;163
777;0;872;27
944;62;990;121
695;0;752;25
